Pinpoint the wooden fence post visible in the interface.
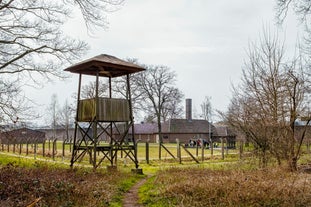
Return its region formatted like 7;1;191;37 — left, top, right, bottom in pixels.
34;139;37;159
69;138;72;152
42;140;45;157
159;142;162;160
62;139;66;161
26;139;29;155
13;141;16;153
210;140;213;159
201;139;205;162
225;138;229;155
19;142;22;155
52;139;57;161
48;139;51;152
239;141;244;160
196;141;199;157
176;139;181;164
221;138;224;160
13;140;16;153
146;141;149;164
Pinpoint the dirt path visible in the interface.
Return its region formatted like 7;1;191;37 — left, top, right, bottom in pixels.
122;175;151;207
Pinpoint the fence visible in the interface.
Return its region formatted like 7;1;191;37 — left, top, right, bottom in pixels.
0;138;73;161
0;138;242;165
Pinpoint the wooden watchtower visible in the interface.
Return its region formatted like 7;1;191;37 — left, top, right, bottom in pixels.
64;54;145;169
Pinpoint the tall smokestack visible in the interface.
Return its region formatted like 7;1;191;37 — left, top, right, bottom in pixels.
186;99;192;120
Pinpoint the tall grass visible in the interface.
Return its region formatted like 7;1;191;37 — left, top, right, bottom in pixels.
140;167;311;207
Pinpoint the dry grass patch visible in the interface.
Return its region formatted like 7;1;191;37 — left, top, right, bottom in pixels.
0;164;139;207
143;167;311;207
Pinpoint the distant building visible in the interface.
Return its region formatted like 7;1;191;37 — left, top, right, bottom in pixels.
41;128;75;140
128;99;237;145
31;98;239;146
213;125;237;149
0;127;46;144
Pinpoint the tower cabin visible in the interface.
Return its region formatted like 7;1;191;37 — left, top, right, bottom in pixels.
64;54;145;169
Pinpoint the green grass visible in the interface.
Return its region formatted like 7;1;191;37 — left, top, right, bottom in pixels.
1;141;242;168
3;141;311;171
139;175;176;207
2;144;311;207
0;152;73;170
109;173;145;207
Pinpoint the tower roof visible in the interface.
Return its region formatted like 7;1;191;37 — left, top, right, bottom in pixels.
64;54;145;77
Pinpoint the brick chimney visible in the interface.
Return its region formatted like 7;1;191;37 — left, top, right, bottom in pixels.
186;99;192;120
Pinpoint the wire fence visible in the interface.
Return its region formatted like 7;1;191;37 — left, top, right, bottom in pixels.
0;138;243;166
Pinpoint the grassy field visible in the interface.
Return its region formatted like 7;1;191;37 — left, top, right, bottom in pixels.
1;143;311;206
0;141;242;164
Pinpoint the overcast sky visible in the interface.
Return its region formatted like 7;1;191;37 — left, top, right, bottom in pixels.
25;0;300;125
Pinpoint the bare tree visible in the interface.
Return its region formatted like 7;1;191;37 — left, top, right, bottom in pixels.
225;88;272;167
0;0;123;121
0;76;39;124
135;65;184;143
58;99;74;140
65;0;124;31
161;87;184;122
276;0;311;24
112;70;146;119
112;59;184;123
200;96;212;121
275;0;311;62
0;78;21;122
283;63;310;170
80;80;108;99
47;94;59;138
224;29;310;170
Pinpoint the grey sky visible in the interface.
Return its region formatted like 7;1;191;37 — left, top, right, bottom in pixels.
25;0;300;124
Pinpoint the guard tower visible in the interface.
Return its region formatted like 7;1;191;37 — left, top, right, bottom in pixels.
65;54;145;169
